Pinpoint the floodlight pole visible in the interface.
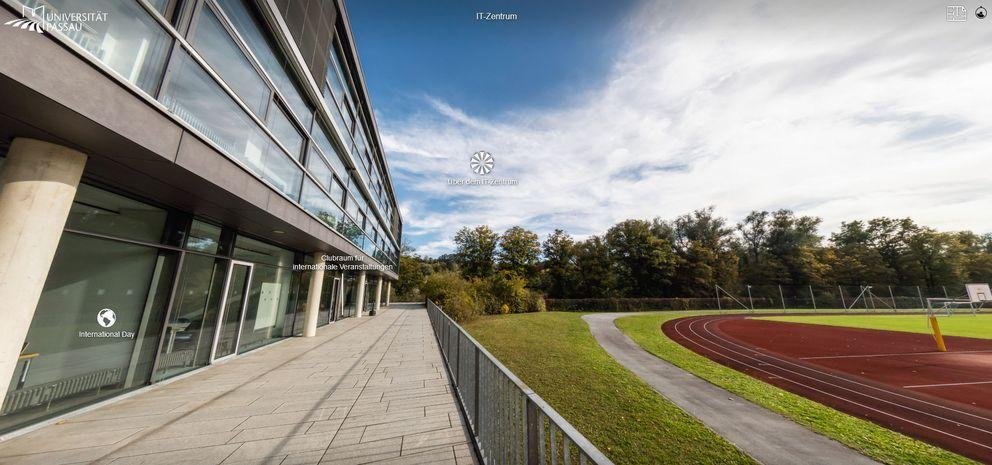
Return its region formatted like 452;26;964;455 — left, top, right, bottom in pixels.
867;286;875;311
839;286;846;311
889;286;897;312
715;285;722;311
778;285;785;310
809;285;816;311
943;286;949;299
917;286;925;309
747;285;754;312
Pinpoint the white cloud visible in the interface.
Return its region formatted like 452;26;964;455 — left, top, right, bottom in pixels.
382;0;992;256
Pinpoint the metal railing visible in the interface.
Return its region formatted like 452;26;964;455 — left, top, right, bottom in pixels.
426;300;614;465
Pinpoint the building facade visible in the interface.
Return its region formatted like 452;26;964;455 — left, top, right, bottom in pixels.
0;0;400;434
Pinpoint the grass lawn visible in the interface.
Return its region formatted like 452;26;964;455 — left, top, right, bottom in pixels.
615;311;977;465
756;314;992;340
463;312;756;465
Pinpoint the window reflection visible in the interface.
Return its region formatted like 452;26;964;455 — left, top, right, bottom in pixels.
160;50;302;200
216;0;312;126
33;0;172;94
189;5;270;117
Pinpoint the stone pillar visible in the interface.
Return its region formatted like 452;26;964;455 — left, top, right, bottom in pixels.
386;281;392;306
354;270;367;318
302;252;325;337
373;276;383;315
0;138;86;403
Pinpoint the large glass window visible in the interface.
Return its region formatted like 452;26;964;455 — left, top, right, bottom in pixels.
66;184;168;243
160;50;303;200
306;147;335;192
189;5;270;117
317;273;339;326
185;220;222;254
301;179;344;230
38;0;172;94
216;0;312;126
266;104;304;160
233;235;294;268
311;122;350;180
237;264;293;352
153;254;225;381
1;234;177;432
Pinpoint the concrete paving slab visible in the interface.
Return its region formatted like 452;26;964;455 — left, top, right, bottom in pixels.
0;304;477;465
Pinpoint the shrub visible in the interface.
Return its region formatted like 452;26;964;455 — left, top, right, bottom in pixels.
476;271;530;314
421;271;481;322
526;292;547;313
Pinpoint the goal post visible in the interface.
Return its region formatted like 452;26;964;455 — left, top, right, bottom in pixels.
923;283;992;352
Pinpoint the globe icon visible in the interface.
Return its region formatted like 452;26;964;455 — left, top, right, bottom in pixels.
97;308;117;328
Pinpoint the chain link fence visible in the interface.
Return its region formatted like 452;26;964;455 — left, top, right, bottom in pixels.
546;284;978;312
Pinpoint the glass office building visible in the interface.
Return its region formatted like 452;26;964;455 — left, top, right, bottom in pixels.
0;0;400;434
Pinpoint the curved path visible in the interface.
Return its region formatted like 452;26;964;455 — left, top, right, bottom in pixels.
666;314;992;464
582;313;878;465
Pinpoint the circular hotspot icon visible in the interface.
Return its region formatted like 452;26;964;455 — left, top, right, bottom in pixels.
470;151;494;175
97;308;117;328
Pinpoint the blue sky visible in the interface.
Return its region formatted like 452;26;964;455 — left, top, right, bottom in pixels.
347;1;992;256
347;0;637;117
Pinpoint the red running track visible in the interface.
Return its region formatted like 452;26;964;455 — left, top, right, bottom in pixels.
663;315;992;463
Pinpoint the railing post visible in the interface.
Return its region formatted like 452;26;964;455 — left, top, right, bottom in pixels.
473;345;481;433
526;397;539;465
454;329;461;387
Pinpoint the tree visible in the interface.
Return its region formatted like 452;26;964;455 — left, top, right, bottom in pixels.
541;229;575;298
905;228;961;287
453;225;498;278
668;207;739;296
828;221;895;284
956;232;992;283
572;236;616;298
497;226;541;279
865;218;921;284
604;219;677;297
737;210;824;285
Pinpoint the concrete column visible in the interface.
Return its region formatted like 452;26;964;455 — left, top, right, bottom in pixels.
354;270;367;318
0;138;86;403
385;281;392;307
302;252;325;337
373;277;383;315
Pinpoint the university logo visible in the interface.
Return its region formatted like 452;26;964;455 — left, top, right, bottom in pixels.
4;5;45;33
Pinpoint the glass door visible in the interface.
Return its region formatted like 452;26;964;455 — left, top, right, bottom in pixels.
210;261;253;362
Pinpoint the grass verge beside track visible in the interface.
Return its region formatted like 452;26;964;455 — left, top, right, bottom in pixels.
463;312;756;465
756;314;992;340
616;311;976;465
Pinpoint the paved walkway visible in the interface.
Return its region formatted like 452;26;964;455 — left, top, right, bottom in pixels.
0;304;476;465
582;313;879;465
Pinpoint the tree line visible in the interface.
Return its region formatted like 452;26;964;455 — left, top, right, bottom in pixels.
395;208;992;311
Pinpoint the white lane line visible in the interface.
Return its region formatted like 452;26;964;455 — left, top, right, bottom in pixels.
905;380;992;389
672;317;992;451
802;349;992;360
696;318;992;425
674;317;992;451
